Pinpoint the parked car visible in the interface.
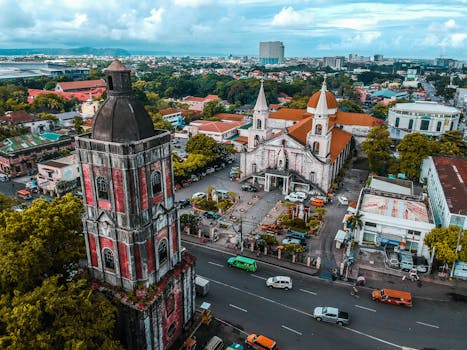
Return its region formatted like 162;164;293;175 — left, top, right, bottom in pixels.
313;306;350;326
195;275;210;296
203;336;223;350
310;198;325;207
241;184;258;192
191;192;206;199
286;230;311;239
371;289;413;307
245;334;277;350
281;238;306;247
203;211;221;220
284;192;303;203
337;196;349;205
294;191;308;200
266;276;292;290
388;252;400;269
413;256;428;273
399;251;414;271
260;223;283;234
177;199;191;208
0;173;9;182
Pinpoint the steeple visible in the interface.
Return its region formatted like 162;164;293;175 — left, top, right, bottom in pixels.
254;79;268;112
315;75;329;116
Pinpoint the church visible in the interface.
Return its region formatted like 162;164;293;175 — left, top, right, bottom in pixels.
76;60;196;350
240;79;383;194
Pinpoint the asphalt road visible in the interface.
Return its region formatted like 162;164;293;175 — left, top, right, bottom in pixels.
187;242;467;350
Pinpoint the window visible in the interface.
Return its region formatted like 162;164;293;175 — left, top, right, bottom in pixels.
408;230;420;236
167;323;177;337
313;141;320;153
96;176;108;200
408;119;414;130
436;121;442;132
365;222;377;227
103;249;115;270
165;281;175;316
315;124;322;135
151;171;162;195
420;120;429;131
108;76;113;90
256;119;262;129
254;135;260;147
395;117;400;128
158;239;168;264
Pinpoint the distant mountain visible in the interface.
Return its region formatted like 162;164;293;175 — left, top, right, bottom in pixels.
0;47;131;56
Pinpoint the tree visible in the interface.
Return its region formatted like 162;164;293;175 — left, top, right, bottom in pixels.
339;99;363;113
0;277;123;350
371;102;388;120
30;93;67;113
362;126;393;175
424;226;466;264
180;213;201;233
185;134;219;157
72;116;84;134
285;96;309;109
395;133;437;180
202;99;226;119
0;193;16;212
437;130;467;156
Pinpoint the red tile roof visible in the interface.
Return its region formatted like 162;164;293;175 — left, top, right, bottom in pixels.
214;113;247;122
184;96;204;102
287;116;312;144
159;108;182;116
335;111;384;127
192;120;245;133
432;155;467;216
330;128;352;162
234;136;249;144
0;110;38;124
56;79;106;92
28;88;105;103
308;90;338;109
269;108;312;121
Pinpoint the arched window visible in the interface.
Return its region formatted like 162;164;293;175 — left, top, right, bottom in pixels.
408;119;414;130
395;117;400;128
151;171;162;195
254;135;260;146
96;176;108;200
256;119;262;129
158;239;168;265
315;124;322;135
103;248;115;270
313;141;320;153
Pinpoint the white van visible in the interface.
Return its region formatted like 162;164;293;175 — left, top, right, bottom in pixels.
266;276;292;290
0;173;9;182
203;336;223;350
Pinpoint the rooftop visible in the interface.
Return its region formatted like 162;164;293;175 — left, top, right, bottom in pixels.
391;101;460;114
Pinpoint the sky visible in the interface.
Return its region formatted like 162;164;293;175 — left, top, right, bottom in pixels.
0;0;466;59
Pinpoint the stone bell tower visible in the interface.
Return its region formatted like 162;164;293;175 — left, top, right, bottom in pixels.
76;59;196;350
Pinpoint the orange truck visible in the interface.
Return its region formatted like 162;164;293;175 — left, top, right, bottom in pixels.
260;223;283;234
371;289;413;307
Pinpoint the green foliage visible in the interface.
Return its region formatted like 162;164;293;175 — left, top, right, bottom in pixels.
194;199;218;212
72;115;84;134
30;93;77;113
371;102;388;120
362;126;393;175
395;133;437;180
0;193;17;212
339;99;363;113
424;226;466;264
437;130;467;156
347;213;363;232
312;207;327;216
180;214;201;233
285;96;309;109
0;84;28;114
307;219;321;228
283;243;305;254
260;234;278;246
202;99;226;119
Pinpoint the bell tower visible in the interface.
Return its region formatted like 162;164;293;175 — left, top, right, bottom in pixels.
76;60;196;350
307;79;333;161
248;80;272;149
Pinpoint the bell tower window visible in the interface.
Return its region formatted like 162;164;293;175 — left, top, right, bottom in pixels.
315;124;322;135
96;176;108;200
256;119;262;129
158;239;168;265
151;171;162;195
103;248;115;270
108;76;113;90
313;141;320;153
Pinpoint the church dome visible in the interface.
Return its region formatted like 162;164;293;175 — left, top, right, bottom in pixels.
307;90;338;109
92;60;155;143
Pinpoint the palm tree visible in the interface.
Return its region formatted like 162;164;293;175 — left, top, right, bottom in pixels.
347;213;363;241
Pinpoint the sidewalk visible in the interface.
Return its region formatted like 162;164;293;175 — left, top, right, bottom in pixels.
184;231;467;302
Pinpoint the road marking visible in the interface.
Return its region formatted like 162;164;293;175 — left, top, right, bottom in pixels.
281;325;302;336
208;261;223;267
251;274;267;280
355;305;376;312
344;327;413;349
416;321;439;329
299;288;317;295
229;304;247;313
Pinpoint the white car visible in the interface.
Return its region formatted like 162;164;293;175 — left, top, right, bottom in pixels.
284;193;303;203
337;196;349;205
266;276;292;290
294;191;308;200
191;192;207;199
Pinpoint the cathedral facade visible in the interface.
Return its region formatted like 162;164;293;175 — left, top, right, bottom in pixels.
76;60;196;350
241;80;382;194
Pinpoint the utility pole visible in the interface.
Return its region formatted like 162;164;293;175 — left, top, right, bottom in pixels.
240;216;243;253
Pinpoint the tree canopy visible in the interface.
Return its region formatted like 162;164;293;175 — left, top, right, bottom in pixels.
362;126;393;175
424;226;466;264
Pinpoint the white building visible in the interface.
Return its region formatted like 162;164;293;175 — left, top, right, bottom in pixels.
387;101;460;137
259;41;285;65
420;155;467;229
36;154;80;197
354;185;435;258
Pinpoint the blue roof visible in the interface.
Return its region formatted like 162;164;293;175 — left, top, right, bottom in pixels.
371;89;397;98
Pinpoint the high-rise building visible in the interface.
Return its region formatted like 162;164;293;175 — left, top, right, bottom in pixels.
76;60;196;350
373;54;384;62
259;41;285;65
322;56;345;70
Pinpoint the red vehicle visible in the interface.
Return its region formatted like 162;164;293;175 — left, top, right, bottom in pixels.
260;223;283;234
371;289;413;307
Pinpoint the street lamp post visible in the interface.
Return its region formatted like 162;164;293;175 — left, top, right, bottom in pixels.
450;228;464;278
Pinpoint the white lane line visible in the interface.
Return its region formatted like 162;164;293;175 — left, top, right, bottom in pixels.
229;304;247;313
210;278;313;317
299;288;317;295
208;261;224;267
251;274;267;280
344;327;411;349
355;305;376;312
416;321;439;329
215;317;249;336
281;325;302;336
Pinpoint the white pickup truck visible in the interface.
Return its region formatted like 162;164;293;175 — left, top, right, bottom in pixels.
313;306;350;326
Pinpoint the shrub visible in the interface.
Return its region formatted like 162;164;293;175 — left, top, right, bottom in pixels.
260;234;278;246
284;243;305;254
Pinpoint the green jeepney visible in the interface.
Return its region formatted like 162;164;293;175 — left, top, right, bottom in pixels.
227;256;257;272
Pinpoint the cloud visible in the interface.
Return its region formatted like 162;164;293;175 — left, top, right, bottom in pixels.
173;0;212;7
445;19;457;29
271;7;314;27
